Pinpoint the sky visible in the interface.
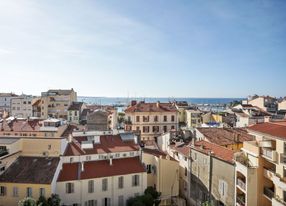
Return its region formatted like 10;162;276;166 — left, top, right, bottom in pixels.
0;0;286;98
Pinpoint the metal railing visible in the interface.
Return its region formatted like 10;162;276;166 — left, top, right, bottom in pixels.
263;187;274;199
237;178;246;191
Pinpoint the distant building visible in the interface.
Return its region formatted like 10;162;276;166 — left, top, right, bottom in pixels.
0;93;18;113
10;95;34;118
196;127;254;152
247;95;277;114
173;101;190;126
185;109;203;128
67;102;86;124
125;101;179;142
32;89;77;119
278;98;286;111
87;110;109;131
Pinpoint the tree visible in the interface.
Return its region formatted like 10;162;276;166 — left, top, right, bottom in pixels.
127;187;161;206
18;197;37;206
37;196;48;206
47;194;61;206
144;186;161;206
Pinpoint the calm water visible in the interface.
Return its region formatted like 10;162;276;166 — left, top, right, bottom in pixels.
78;96;243;106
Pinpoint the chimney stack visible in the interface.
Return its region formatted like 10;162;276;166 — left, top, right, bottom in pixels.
81;162;84;172
68;134;73;143
109;158;113;166
156;101;160;108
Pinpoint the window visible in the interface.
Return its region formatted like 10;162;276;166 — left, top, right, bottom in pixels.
136;116;140;122
146;164;152;174
143;116;149;122
154;116;158;122
163;126;167;133
86;156;91;161
163;116;167;122
66;183;74;194
136;126;140;131
132;175;140;187
115;153;120;158
102;178;108;191
143;126;149;133
39;188;45;197
118;195;124;206
48;144;51;150
0;186;6;196
13;187;18;197
218;180;228;198
26;187;32;197
118;176;124;189
185;167;188;177
88;180;94;193
102;198;111;206
171;115;175;122
86;200;97;206
70;157;73;163
152;126;159;133
171;125;175;130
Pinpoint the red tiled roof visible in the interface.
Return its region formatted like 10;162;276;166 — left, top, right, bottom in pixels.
170;143;190;156
248;121;286;139
125;102;177;113
193;140;234;163
57;157;145;181
197;128;254;146
64;141;86;156
64;135;140;156
0;119;42;132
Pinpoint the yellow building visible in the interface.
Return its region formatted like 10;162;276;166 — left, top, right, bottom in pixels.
125;101;179;142
235;121;286;206
0;156;61;206
33;89;77;119
142;148;180;205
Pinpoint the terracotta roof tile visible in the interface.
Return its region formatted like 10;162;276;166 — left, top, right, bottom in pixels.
57;157;145;181
197;128;254;146
125;102;177;113
248;121;286;139
193;140;234;163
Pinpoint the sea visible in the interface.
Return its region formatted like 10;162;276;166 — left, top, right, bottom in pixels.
78;97;243;112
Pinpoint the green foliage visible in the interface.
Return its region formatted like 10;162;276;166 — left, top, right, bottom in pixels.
117;112;125;124
37;196;48;206
127;187;161;206
47;194;61;206
18;197;37;206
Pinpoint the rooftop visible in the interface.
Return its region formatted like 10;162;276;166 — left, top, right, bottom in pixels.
193;140;234;163
0;156;60;184
125;102;177;113
248;121;286;139
64;134;139;156
197;127;254;146
67;102;84;111
57;157;145;181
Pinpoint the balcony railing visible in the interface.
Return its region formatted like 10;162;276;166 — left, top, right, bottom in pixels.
261;148;277;162
263;187;274;200
237;178;246;191
236;195;245;206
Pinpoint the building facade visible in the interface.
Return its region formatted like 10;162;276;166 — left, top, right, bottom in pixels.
10;95;34;118
0;93;18;113
125;101;179;142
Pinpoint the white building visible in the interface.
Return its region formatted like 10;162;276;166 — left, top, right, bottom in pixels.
56;131;147;206
10;95;34;118
0;93;18;113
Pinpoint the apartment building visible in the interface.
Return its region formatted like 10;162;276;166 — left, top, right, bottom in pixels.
0;93;18;113
125;101;179;142
185;109;203;128
173;101;190;126
278;98;286;111
235;121;286;206
57;131;147;206
190;141;235;206
32;89;77;119
10;95;34;118
67;102;86;124
196;127;254;152
232;104;272;127
247;96;277;114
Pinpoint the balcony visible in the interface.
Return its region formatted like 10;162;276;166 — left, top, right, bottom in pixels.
237;178;246;191
0;148;8;158
263;187;274;200
236;195;245;206
242;141;260;156
258;140;274;148
280;154;286;165
272;197;286;206
264;168;275;180
261;148;277;162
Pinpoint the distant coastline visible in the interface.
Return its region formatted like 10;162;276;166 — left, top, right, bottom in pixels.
78;96;244;106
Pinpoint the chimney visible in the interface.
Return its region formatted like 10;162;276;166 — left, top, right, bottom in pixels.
68;134;73;143
81;162;84;172
109;158;113;166
131;100;137;106
156;101;160;108
264;116;270;123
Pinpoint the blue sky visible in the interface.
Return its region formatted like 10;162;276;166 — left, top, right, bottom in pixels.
0;0;285;97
